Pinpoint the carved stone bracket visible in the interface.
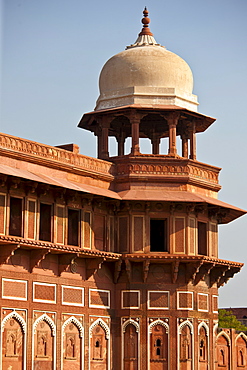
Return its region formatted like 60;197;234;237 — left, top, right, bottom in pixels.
25;181;38;195
86;257;104;280
209;266;230;287
143;260;150;283
30;249;50;272
125;259;131;282
185;261;203;284
114;260;122;283
172;261;180;283
37;184;50;196
8;177;21;189
217;267;240;288
0;175;8;187
193;262;215;285
0;244;20;265
58;253;80;275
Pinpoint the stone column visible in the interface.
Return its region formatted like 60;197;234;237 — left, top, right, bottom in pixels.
151;135;160;155
97;128;103;159
131;115;140;155
117;133;125;156
181;130;190;158
101;127;109;159
167;113;179;156
189;121;196;160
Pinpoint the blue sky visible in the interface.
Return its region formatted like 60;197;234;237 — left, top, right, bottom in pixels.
1;0;247;307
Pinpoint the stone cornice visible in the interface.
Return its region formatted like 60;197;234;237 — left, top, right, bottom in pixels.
0;235;120;260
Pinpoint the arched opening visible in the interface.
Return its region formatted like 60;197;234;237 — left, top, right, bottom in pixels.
123;323;138;370
150;323;168;369
90;323;108;369
199;325;208;369
33;318;54;369
236;335;247;368
179;324;193;370
216;333;230;370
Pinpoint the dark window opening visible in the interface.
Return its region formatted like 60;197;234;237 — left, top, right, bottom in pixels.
39;203;52;241
95;341;100;348
156;339;161;347
150;219;167;252
156;348;161;356
9;197;22;236
198;222;207;255
68;209;79;246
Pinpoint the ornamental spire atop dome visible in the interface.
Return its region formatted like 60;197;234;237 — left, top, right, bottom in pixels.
126;7;162;49
139;7;153;36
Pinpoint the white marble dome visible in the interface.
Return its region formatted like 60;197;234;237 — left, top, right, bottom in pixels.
95;11;198;112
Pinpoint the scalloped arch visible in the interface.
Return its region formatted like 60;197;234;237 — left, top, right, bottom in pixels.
149;319;169;334
178;320;194;335
198;321;209;336
1;311;26;334
33;313;56;336
122;319;139;333
62;316;84;338
89;318;110;340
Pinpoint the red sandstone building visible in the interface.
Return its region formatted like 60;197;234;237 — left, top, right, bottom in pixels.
0;8;246;370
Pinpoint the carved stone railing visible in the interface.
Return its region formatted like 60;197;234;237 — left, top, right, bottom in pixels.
112;155;220;185
0;133;113;177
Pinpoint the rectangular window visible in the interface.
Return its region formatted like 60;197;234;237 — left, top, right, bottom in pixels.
9;197;22;236
198;221;207;255
39;203;52;241
68;209;79;246
150;219;167;252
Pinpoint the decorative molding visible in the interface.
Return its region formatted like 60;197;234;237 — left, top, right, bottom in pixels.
178;319;194;334
33;313;56;336
62;316;84;338
122;318;140;333
1;310;27;334
149;319;169;334
198;321;209;336
89;318;110;340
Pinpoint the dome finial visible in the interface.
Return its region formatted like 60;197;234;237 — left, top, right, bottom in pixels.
139;7;153;36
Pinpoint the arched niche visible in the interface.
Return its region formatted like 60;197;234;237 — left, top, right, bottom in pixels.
62;316;84;370
149;320;169;370
236;333;247;368
1;312;26;370
89;318;110;370
122;320;139;370
216;332;230;370
33;314;56;370
198;322;209;370
178;321;193;370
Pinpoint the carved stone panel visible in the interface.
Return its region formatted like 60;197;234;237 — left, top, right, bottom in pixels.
150;324;168;370
34;320;54;370
2;318;24;370
123;324;138;370
90;325;108;370
179;325;192;370
63;322;81;370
